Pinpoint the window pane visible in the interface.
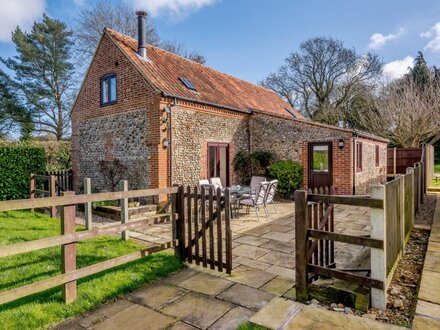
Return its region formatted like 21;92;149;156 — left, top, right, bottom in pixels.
209;146;216;178
109;76;116;102
312;145;329;172
101;79;108;104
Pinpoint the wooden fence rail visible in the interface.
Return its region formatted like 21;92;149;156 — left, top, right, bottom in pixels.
295;160;425;310
0;185;232;306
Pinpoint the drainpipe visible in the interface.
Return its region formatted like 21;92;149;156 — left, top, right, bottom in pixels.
168;98;176;187
352;137;356;195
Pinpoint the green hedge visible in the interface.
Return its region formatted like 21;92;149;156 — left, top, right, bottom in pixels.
268;160;303;198
0;144;46;200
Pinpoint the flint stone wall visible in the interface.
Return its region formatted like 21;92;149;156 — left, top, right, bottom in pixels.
78;109;150;191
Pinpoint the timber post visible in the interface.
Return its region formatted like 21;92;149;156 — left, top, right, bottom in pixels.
61;191;77;303
120;180;129;240
295;190;308;302
49;175;57;218
30;173;35;212
370;185;386;309
84;178;92;230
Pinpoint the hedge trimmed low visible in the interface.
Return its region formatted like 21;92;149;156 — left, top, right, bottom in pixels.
0;143;46;200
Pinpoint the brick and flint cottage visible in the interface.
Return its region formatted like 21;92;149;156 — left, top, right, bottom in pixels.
71;11;388;197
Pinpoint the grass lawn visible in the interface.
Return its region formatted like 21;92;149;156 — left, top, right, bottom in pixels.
237;322;270;330
431;164;440;187
0;211;184;330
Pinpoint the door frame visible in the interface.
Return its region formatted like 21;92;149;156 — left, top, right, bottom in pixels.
308;141;333;189
207;142;230;186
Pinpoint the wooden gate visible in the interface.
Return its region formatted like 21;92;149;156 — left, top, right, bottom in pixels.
175;186;233;274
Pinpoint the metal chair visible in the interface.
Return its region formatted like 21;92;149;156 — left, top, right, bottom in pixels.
265;180;278;214
239;182;269;221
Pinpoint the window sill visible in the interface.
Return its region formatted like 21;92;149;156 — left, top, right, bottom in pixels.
100;101;117;107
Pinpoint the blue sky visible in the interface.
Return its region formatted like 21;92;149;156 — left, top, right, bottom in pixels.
1;0;440;83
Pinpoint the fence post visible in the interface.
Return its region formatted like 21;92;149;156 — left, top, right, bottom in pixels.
295;190;308;302
49;175;57;218
393;147;397;175
120;180;129;240
30;173;35;212
398;175;405;254
61;191;77;303
171;185;180;259
84;178;92;230
370;185;387;309
406;167;415;230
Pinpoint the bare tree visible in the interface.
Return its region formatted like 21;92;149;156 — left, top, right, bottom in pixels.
161;40;206;64
74;0;205;64
359;78;440;147
261;37;383;125
74;0;160;59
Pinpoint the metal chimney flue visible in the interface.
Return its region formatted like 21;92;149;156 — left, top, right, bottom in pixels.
136;11;147;58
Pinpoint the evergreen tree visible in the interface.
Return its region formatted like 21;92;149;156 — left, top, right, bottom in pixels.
1;14;75;140
411;52;431;87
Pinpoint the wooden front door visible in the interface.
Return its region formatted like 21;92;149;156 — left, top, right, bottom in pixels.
309;142;332;190
207;143;230;187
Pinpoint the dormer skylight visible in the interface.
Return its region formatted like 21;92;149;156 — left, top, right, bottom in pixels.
179;77;197;91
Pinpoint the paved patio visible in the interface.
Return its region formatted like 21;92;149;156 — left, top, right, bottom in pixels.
57;201;379;329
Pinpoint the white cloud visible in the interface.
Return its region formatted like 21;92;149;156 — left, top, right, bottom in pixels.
133;0;218;19
73;0;85;6
383;56;414;80
421;22;440;53
368;28;404;49
0;0;46;42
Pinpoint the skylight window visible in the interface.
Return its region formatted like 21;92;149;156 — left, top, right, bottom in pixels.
179;77;197;91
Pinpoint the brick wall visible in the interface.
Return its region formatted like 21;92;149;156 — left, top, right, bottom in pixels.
71;32;161;192
300;138;353;195
354;138;387;195
170;102;249;186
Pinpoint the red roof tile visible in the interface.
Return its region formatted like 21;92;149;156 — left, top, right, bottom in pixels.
105;28;304;119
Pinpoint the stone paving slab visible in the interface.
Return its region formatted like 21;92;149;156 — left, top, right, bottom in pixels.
234;235;270;246
413;193;440;329
178;272;233;296
126;284;188;310
222;265;276;288
233;256;271;270
217;283;275;310
265;265;295;279
209;306;254;330
260;277;294;296
93;304;176;330
232;244;270;259
168;322;197;330
77;299;134;328
260;239;295;253
249;297;301;329
284;305;404;330
160;292;233;329
250;297;404;330
258;251;295;268
262;231;293;242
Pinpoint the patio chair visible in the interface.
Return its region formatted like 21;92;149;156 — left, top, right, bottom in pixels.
209;177;223;190
239;182;269;221
265;180;278;214
242;176;266;198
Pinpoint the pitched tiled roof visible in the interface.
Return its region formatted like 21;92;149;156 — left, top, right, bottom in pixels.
105;28;304;119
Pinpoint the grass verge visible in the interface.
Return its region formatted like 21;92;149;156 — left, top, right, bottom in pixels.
0;210;183;329
237;322;271;330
